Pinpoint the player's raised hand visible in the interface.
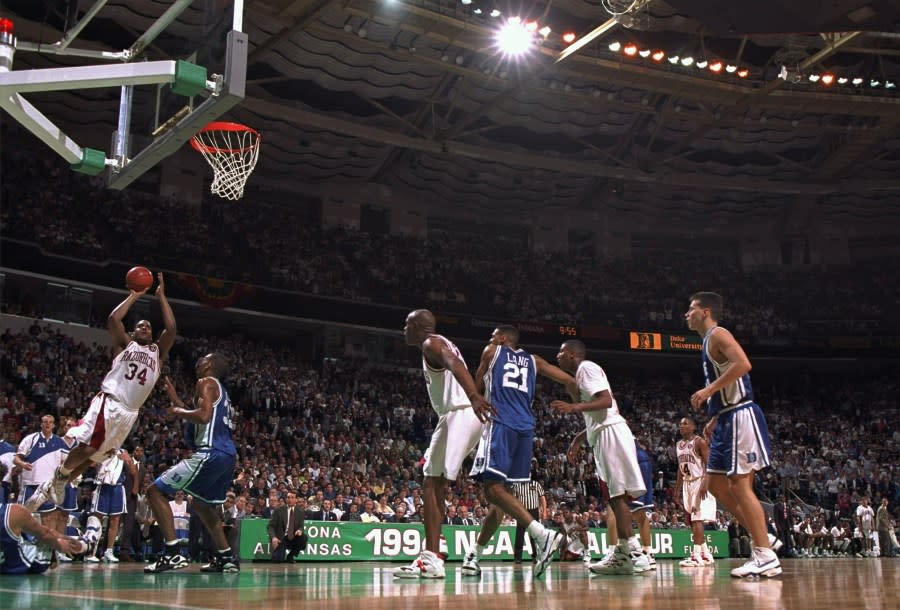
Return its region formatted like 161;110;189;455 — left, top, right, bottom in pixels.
155;273;166;297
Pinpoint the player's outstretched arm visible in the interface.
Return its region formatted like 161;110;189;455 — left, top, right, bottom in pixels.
10;504;85;555
423;336;495;422
108;289;148;350
534;355;578;399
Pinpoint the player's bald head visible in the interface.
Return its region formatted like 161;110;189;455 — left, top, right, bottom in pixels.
562;339;586;358
408;309;435;330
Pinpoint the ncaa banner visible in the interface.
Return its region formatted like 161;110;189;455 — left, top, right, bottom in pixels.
239;520;729;562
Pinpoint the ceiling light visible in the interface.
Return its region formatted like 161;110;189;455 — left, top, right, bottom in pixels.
680;56;694;66
886;81;896;89
709;61;723;72
608;41;621;52
525;21;538;32
461;0;472;4
668;55;679;64
852;77;863;85
490;9;501;17
638;49;651;58
696;60;708;69
623;42;637;55
563;32;577;44
473;8;482;14
808;74;820;82
737;68;748;78
496;18;534;56
538;26;551;37
821;73;834;85
837;77;848;84
870;79;880;87
725;64;737;73
651;50;665;62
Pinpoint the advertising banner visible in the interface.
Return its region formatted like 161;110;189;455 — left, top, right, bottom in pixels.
238;520;729;562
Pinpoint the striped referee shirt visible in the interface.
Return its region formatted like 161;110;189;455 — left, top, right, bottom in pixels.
510;480;545;511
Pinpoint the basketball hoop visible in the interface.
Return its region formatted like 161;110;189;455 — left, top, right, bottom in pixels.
190;121;260;200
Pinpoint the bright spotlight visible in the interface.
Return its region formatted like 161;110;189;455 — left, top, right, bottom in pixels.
638;49;650;58
696;60;708;69
808;74;820;82
490;9;501;17
608;41;622;52
496;18;534;56
737;68;748;78
837;77;848;84
680;56;694;66
525;21;538;32
668;55;679;64
709;61;723;72
623;43;638;56
538;25;551;37
461;0;472;4
852;77;863;85
821;73;834;85
886;81;896;89
563;32;577;44
651;50;665;62
870;79;881;87
725;64;737;73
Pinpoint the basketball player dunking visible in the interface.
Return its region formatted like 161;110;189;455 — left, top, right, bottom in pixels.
26;274;176;511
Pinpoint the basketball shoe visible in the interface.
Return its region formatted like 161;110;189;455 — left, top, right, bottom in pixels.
23;481;53;512
533;529;564;578
201;553;240;573
393;550;445;579
731;547;782;578
589;547;635;575
461;551;481;576
679;553;705;568
144;554;190;574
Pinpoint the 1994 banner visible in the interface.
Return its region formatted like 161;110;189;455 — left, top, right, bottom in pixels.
239;521;729;562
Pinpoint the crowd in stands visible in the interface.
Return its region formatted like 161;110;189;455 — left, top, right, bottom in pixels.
1;321;897;561
2;147;897;337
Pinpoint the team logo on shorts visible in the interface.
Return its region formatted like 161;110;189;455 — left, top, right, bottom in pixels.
474;458;485;468
746;452;757;464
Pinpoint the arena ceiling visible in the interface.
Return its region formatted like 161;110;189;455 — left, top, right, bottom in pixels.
4;0;900;229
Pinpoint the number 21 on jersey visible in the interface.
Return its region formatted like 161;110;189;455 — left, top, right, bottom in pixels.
502;362;529;393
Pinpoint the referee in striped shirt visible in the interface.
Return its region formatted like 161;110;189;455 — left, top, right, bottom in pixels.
510;479;547;563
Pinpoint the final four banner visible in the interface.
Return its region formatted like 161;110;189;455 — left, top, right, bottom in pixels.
238;520;730;562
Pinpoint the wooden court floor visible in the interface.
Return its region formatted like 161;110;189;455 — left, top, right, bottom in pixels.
1;558;897;610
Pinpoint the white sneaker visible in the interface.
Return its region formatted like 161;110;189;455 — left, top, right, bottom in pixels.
632;551;652;573
589;548;634;575
582;553;592;568
102;549;119;563
767;533;784;553
23;481;53;512
393;550;445;579
731;548;782;578
700;551;715;566
680;553;704;568
58;554;73;563
85;555;100;563
461;551;481;576
533;529;563;579
646;553;657;570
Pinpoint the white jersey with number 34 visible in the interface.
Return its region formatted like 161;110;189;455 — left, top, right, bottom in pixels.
100;340;161;410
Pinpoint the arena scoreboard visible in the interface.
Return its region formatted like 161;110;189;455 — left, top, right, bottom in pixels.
628;331;703;352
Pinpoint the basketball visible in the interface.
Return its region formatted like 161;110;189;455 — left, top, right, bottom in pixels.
126;266;154;291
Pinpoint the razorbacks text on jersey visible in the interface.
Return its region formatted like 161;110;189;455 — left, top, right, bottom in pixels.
484;345;536;431
184;378;236;455
701;327;754;417
101;340;161;409
677;438;705;481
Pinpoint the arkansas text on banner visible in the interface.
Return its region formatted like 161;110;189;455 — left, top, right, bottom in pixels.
238;520;729;561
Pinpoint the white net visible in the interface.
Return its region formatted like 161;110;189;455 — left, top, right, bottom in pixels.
191;124;260;200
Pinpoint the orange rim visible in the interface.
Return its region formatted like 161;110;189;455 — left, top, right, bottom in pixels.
190;121;260;154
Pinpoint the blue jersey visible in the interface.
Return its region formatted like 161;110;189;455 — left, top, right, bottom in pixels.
0;441;15;502
185;378;236;456
0;504;50;575
484;345;537;431
701;327;754;417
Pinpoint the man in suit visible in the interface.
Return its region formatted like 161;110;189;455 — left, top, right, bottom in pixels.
773;493;794;557
267;490;306;563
